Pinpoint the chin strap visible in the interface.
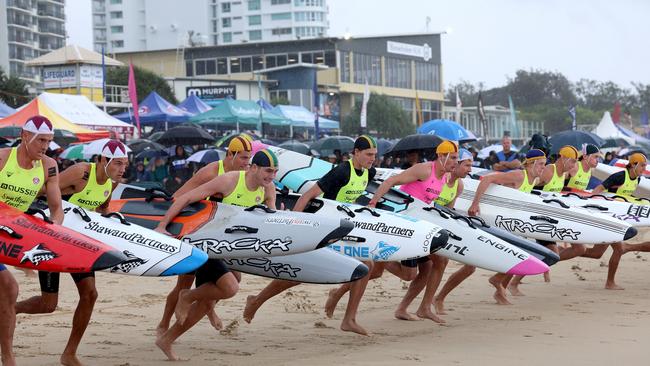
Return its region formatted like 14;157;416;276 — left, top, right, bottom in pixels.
103;158;117;183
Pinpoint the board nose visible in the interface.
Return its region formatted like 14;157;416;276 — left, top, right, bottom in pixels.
428;229;449;254
91;250;130;272
506;256;549;276
349;263;369;281
624;226;638;241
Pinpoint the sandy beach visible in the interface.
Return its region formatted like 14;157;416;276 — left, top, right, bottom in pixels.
9;231;650;366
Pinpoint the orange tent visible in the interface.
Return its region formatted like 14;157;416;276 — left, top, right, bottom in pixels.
0;98;109;142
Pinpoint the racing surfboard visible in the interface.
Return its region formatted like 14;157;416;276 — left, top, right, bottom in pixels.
108;199;354;259
224;248;369;284
34;200;208;276
0;202;127;273
267;145;549;275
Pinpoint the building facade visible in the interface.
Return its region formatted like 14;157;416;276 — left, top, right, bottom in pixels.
115;33;445;128
92;0;328;54
0;0;66;83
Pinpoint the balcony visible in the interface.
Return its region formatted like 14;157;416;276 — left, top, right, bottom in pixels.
93;4;106;13
7;0;34;12
37;9;65;20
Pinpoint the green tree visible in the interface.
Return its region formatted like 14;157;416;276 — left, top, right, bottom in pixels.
106;65;177;104
342;93;414;138
0;67;29;108
270;96;290;106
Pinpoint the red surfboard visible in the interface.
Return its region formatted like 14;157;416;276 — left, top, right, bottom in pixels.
0;202;128;272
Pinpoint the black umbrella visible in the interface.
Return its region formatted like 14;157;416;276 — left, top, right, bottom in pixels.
278;140;310;155
136;146;169;160
127;139;166;154
548;130;605;154
53;129;78;146
310;136;355;156
0;126;22;139
259;138;277;146
385;134;443;156
157;126;216;146
376;139;394;156
148;131;165;142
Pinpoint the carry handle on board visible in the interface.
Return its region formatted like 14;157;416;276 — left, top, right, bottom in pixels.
145;191;173;203
101;212;132;226
542;199;570;209
561;192;589;200
336;205;355;218
582;204;609;211
354;207;380;217
225;225;259;234
610;195;630;202
466;215;490;228
244;205;277;214
72;207;92;223
444;229;462;241
24;208;54;224
0;225;23;239
529;215;559;224
448;213;476;229
422;206;450;219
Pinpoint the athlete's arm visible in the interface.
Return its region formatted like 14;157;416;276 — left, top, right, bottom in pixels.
293;183;323;212
43;158;64;225
262;182;277;209
368;163;431;207
57;163;87;196
173;162;218;197
468;171;523;216
154;173;237;234
536;164;554;186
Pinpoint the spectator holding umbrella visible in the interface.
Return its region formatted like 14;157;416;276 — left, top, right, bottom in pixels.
492;135;522;171
168;145;191;191
134;161;152;182
151;157;169;184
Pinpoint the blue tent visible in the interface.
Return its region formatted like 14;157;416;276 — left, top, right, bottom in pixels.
0;101;16;118
617;124;650;146
271;105;340;130
113;91;192;127
177;94;212;115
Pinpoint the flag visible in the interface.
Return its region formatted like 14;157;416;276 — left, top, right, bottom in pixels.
508;95;518;137
360;79;370;129
455;89;462;123
257;74;263;135
312;70;320;140
127;62;141;137
477;91;487;138
612;101;621;124
414;91;423;126
568;105;577;131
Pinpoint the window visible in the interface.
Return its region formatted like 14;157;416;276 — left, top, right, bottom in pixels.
248;0;260;10
391;97;413;118
271;12;291;20
288;53;298;64
195;60;206;75
111;40;124;48
248;15;261;25
295;11;323;21
276;54;287;66
324;50;335;67
221;2;230;12
294;0;323;6
222;17;231;28
186;61;194;76
110;0;122;4
206;60;216;74
222;32;232;43
217;58;228;74
249;30;261;41
339;51;350;82
109;11;122;19
415;61;440;91
110;25;123;33
230;57;241;73
212;5;217;17
301;52;312;63
252;55;264;70
241;57;252;72
265;55;276;68
271;27;291;35
212;20;218;32
271;0;290;4
385;57;412;89
353;53;381;85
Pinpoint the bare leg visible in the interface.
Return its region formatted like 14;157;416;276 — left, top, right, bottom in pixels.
434;265;476;315
340;261;373;336
394;260;432;321
157;274;195;337
581;244;609;259
325;283;351;319
158;274;239;361
605;244;625;290
416;255;448;323
507;275;526;296
559;244;587;261
489;273;512;305
61;277;98;366
0;271;18;366
243;280;300;323
383;262;418;281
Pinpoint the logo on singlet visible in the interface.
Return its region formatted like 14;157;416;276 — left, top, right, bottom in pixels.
32;177;40;185
5;171;13;177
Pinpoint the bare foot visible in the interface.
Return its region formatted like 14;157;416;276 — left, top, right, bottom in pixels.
243;295;259;324
416;308;446;323
155;337;179;361
605;282;625;290
174;289;192;325
543;272;551;283
324;289;339;319
394;308;419;321
433;298;447;315
207;309;223;330
507;284;526;296
60;353;82;366
155;325;167;339
340;319;369;336
1;354;16;366
493;290;512;305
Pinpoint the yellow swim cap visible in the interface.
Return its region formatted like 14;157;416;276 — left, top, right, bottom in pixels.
228;135;253;153
436;140;459;154
629;152;647;166
558;145;579;159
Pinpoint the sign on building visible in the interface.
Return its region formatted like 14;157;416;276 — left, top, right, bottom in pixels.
186;85;237;101
386;41;432;61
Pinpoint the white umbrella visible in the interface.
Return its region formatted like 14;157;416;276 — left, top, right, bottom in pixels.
59;139;132;160
478;144;518;159
49;141;60;150
187;149;224;164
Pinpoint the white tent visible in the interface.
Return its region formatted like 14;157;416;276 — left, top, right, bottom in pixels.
38;92;133;131
593;111;635;146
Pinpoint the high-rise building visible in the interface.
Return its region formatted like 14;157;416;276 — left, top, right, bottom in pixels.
0;0;66;83
92;0;328;53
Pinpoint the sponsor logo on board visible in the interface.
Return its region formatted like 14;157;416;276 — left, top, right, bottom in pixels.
223;257;301;278
264;216;320;227
110;250;148;273
351;220;414;238
494;215;581;241
184;237;292;255
20;244;57;266
370;241;400;261
84;222;177;254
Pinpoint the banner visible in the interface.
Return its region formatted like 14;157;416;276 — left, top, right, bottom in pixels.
128;63;141;136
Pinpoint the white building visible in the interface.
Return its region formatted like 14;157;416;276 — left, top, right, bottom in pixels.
92;0;328;54
0;0;66;83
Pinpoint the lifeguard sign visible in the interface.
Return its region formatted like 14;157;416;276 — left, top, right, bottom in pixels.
26;45;123;103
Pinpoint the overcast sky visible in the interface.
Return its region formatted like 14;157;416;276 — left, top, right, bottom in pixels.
66;0;650;89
